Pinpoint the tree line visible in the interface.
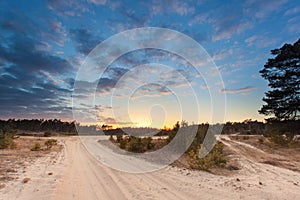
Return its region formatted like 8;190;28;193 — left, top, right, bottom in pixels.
0;118;299;136
0;119;77;133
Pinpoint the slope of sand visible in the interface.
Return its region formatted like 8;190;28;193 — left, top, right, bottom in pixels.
1;136;300;200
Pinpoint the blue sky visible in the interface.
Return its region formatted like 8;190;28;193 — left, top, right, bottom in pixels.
0;0;299;127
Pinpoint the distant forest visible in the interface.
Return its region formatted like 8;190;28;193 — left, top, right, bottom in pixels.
0;119;299;137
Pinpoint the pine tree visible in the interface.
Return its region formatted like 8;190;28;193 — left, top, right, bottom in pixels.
259;38;300;121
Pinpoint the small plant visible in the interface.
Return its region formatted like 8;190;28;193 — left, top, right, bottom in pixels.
44;139;57;150
0;130;16;149
116;134;123;143
31;143;41;151
269;134;295;147
119;138;127;149
258;137;264;144
243;136;250;140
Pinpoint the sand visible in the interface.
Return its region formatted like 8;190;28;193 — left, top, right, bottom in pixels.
1;136;300;200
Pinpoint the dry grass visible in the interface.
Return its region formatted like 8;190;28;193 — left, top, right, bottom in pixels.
0;136;62;188
172;135;300;175
228;135;300;172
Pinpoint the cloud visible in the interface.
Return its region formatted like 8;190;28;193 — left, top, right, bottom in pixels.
98;117;137;125
0;10;74;119
97;78;118;93
171;1;195;16
188;13;208;26
105;7;150;33
132;83;172;99
0;10;67;47
245;34;279;48
42;18;67;46
284;6;300;16
245;35;258;46
0;36;72;74
246;0;288;19
70;28;103;55
211;13;253;41
212;49;233;61
200;84;209;90
150;0;195;16
46;0;89;17
87;0;106;5
219;86;256;94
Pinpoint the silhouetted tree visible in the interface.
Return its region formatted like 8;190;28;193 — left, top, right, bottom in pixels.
259;38;300;121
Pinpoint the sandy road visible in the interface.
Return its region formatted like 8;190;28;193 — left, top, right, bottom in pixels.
1;136;300;200
54;137;203;200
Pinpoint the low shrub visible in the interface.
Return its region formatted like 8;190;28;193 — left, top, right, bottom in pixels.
269;134;296;147
116;136;154;152
44;139;57;150
242;136;250;140
31;143;41;151
187;142;227;171
119;138;127;149
258;137;264;144
127;137;144;153
116;134;123;143
0;130;16;149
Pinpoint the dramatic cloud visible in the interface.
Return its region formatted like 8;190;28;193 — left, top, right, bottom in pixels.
0;0;298;123
0;9;73;119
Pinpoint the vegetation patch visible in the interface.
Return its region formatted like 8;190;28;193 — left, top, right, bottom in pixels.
113;135;154;153
0;129;16;149
187;142;227;171
30;143;41;151
45;139;58;150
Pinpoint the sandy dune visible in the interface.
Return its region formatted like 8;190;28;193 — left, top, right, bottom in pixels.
1;136;300;200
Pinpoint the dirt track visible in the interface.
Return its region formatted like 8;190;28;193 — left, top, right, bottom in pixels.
1;136;300;200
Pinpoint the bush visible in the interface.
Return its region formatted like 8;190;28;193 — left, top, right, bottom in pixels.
187;142;227;171
44;139;57;150
243;135;250;140
0;130;16;149
31;143;41;151
127;137;144;153
119;138;127;149
116;134;123;143
269;134;295;146
115;136;154;152
258;137;264;144
142;137;153;150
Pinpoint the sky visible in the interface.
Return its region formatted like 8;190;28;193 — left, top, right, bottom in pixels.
0;0;299;128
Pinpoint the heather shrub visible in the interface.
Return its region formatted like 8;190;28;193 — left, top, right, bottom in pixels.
116;134;123;143
187;142;226;170
31;143;41;151
126;136;144;153
0;130;16;149
45;139;57;149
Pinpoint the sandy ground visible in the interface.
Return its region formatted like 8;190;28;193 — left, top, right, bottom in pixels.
1;136;300;200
